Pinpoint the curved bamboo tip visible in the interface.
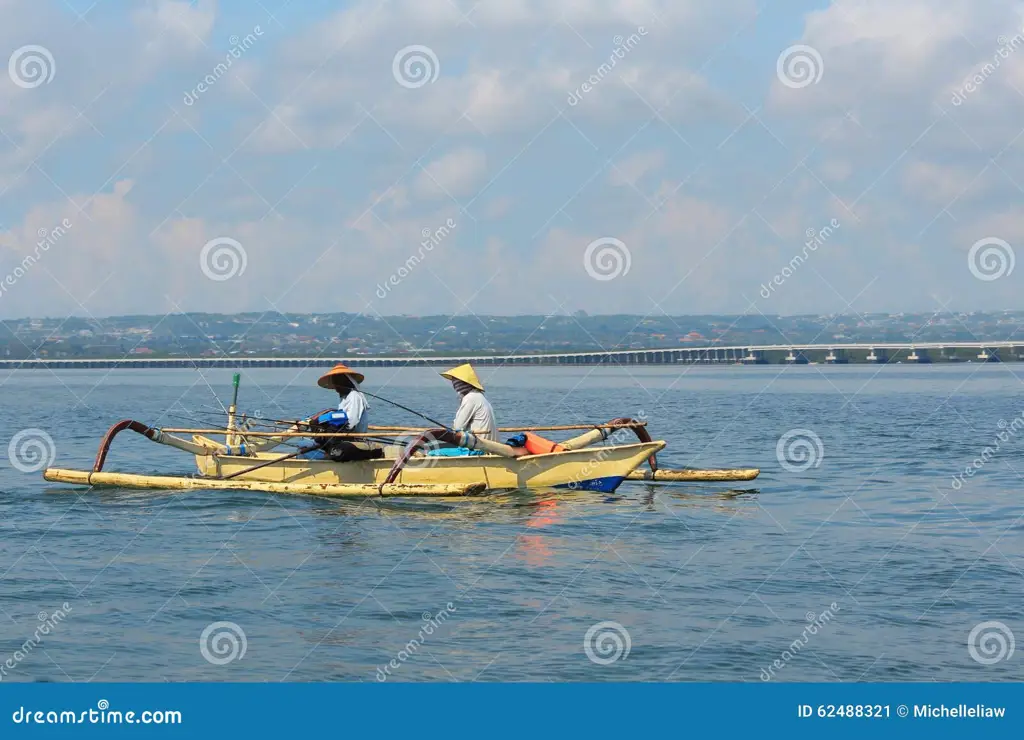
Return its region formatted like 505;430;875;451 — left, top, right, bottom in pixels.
626;468;760;482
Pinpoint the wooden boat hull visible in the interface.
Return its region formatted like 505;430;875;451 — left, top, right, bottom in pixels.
194;441;666;493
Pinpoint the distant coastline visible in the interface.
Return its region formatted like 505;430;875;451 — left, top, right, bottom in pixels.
3;310;1023;364
2;341;1021;369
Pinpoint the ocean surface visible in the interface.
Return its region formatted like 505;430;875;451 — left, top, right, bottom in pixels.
0;364;1021;682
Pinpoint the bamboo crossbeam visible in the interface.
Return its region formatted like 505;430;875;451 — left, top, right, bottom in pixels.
161;428;414;438
43;468;487;497
161;422;648;438
626;468;760;482
367;422;648;433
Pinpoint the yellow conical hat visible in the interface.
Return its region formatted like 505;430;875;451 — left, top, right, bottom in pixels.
440;363;484;391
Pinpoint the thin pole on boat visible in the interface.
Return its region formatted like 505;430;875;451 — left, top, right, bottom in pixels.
225;373;241;447
161;428;431;437
367;422;649;433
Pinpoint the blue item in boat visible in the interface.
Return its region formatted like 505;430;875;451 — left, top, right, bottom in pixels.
506;433;527;447
316;410;349;427
427;447;485;457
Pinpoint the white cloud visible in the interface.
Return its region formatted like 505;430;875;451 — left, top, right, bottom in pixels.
609;150;665;187
3;0;1024;319
414;147;487;198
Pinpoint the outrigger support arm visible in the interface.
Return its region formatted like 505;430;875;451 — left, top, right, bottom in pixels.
559;417;658;472
93;420;227;473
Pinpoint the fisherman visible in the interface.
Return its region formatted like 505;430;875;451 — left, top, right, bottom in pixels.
316;363;369;433
295;363;381;461
440;363;497;441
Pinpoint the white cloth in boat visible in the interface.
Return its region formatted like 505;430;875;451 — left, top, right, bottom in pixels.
338;386;369;433
453;391;497;441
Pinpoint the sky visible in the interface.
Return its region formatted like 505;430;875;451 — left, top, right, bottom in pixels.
1;0;1023;321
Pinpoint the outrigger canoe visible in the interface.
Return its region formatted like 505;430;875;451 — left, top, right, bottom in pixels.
43;419;757;497
43;418;667;496
41;376;758;498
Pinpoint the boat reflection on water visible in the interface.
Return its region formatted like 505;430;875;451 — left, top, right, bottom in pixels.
517;498;562;568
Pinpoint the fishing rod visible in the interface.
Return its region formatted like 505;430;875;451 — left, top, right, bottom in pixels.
358;390;449;430
202;382;449;431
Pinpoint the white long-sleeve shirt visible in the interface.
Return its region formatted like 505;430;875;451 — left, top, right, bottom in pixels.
338;391;369;433
453;391;497;441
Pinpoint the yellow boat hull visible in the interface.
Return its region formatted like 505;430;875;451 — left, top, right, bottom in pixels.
194;441;665;493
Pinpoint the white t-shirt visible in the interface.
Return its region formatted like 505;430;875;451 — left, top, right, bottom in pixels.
453;391;497;441
338;391;368;433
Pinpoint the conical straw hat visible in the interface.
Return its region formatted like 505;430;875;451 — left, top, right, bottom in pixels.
440;363;484;391
317;363;365;388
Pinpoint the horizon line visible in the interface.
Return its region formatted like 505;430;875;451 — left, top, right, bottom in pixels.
5;308;1024;322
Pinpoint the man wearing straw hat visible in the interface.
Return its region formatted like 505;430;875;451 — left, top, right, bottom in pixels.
302;363;385;462
245;363;374;459
316;363;370;433
440;363;497;442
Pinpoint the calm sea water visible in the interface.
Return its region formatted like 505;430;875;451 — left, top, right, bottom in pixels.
0;364;1021;682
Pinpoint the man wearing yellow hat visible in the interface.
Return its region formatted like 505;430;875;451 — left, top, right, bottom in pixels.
440;363;497;441
316;363;369;433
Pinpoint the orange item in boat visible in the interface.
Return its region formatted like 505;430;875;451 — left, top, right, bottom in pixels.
522;432;565;455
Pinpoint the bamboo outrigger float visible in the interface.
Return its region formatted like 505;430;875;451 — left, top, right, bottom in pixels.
41;374;759;498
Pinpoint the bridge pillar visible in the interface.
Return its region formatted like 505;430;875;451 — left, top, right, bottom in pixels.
785;349;808;364
825;348;848;364
978;348;1001;362
866;348;888;363
743;349;765;364
906;348;931;363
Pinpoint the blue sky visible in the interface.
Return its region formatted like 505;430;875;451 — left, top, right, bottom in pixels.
1;0;1022;320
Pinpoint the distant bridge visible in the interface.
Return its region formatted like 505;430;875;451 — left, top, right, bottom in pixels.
2;341;1022;369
